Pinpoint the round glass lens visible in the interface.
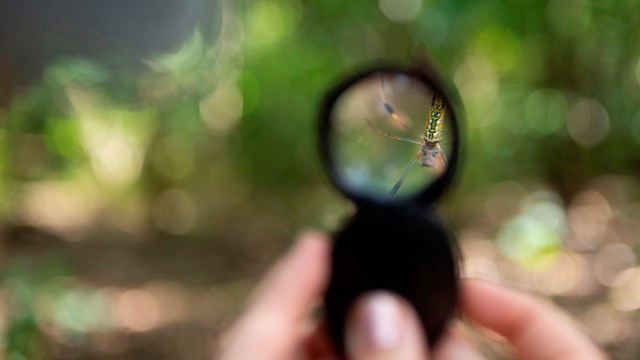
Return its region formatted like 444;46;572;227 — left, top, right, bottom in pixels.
329;71;454;200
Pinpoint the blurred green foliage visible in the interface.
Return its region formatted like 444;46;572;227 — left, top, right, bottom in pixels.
0;0;640;358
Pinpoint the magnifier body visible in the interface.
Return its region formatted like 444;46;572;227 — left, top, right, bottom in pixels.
318;65;463;355
324;202;458;352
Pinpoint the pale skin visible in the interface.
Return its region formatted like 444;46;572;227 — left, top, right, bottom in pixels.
216;232;607;360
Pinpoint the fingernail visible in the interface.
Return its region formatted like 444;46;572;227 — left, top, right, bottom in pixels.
347;292;405;352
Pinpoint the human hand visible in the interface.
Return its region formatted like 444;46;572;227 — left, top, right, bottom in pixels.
215;231;607;360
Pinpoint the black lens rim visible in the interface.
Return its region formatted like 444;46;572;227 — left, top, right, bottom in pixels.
319;63;463;206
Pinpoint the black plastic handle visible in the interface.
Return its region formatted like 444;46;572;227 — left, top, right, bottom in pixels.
324;203;459;356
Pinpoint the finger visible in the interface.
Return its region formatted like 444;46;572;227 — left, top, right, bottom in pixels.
346;291;429;360
248;231;330;324
217;231;330;360
461;280;606;360
432;331;487;360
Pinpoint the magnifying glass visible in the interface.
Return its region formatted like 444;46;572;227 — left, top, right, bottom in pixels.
319;64;463;354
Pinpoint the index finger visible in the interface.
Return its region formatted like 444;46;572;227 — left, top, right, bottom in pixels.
461;280;607;360
217;231;330;359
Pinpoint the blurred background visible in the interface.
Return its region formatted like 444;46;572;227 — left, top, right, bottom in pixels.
0;0;639;358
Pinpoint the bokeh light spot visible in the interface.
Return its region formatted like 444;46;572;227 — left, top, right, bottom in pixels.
379;0;422;23
594;243;636;287
583;303;631;344
547;0;592;37
610;267;640;311
150;134;195;180
201;80;243;134
567;190;612;247
151;189;198;235
533;251;584;295
471;25;522;73
115;289;160;332
18;181;96;235
567;98;610;147
245;0;302;50
525;89;567;135
497;191;565;266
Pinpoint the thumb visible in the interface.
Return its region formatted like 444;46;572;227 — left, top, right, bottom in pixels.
346;291;429;360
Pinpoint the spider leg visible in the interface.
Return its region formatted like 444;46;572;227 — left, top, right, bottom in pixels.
365;119;421;145
388;151;421;199
437;142;448;168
